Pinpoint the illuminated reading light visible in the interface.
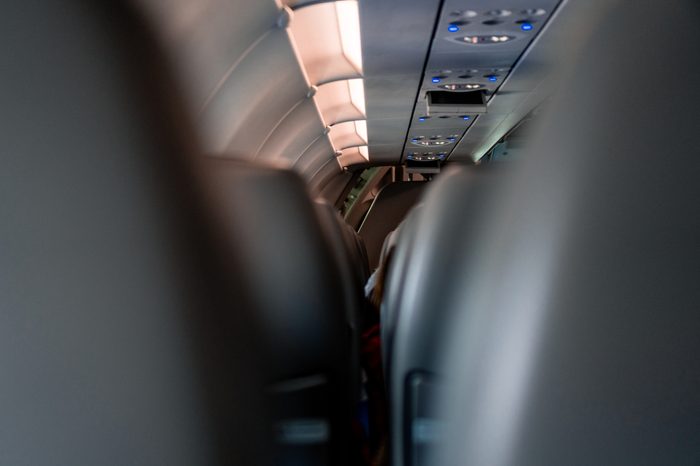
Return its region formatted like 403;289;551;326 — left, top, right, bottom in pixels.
412;139;451;147
407;152;448;161
336;1;363;69
289;0;363;85
448;24;460;32
439;83;483;91
348;78;366;115
521;22;534;31
459;35;515;44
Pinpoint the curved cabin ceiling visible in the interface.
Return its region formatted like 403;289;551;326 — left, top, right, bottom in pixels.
141;0;369;195
141;0;568;184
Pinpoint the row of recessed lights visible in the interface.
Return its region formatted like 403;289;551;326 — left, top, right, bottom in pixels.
411;135;461;147
450;8;547;18
447;8;546;33
432;73;499;83
448;21;534;33
286;1;369;165
412;134;461;140
418;115;472;121
407;152;447;162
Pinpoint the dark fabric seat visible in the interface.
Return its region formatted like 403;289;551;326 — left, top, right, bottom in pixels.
378;169;498;466
0;2;363;465
433;1;700;465
205;159;361;466
0;2;269;464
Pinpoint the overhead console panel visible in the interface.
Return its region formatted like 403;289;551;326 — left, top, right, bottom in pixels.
403;0;563;164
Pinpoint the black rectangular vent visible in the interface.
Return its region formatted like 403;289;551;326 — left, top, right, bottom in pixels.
406;159;440;174
427;90;487;114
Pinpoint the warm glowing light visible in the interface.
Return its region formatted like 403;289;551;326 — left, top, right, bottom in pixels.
348;78;366;115
439;83;483;90
328;119;368;149
336;1;363;72
407;152;446;161
289;1;363;85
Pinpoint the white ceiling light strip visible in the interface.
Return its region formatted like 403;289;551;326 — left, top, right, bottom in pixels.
314;79;366;126
328;120;368;149
285;0;369;166
288;0;363;85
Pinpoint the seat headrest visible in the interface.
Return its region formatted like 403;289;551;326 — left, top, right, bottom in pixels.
204;159;348;380
435;1;700;465
1;2;268;464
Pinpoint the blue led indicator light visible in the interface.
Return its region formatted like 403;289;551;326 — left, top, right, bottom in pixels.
488;75;498;82
418;117;426;122
521;22;533;31
448;24;460;32
462;116;471;121
431;77;441;83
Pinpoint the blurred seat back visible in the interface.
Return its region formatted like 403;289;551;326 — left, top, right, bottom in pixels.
381;168;497;466
0;1;269;464
434;1;700;465
206;160;359;466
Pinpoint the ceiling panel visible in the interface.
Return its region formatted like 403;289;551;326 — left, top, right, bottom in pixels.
359;0;443;164
449;0;574;161
401;0;564;164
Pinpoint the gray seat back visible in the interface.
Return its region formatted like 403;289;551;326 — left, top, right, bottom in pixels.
434;1;700;465
205;160;358;466
382;168;498;466
0;2;268;464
